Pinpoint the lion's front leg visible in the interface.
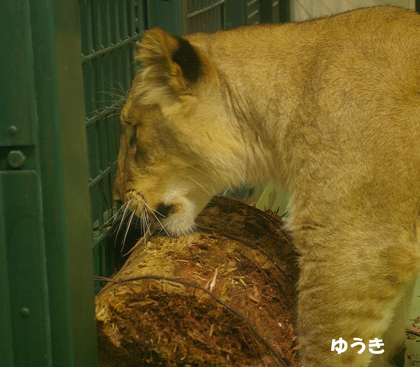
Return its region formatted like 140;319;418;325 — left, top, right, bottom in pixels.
368;278;416;367
291;219;420;367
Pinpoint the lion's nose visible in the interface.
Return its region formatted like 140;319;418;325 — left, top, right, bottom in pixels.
113;187;122;202
113;182;122;202
113;170;123;201
114;199;123;206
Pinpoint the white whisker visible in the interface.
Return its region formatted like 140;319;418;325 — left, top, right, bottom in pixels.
141;200;162;216
93;202;126;233
115;80;129;97
140;206;149;236
114;199;133;245
120;209;137;252
142;199;172;239
187;176;213;196
185;164;215;182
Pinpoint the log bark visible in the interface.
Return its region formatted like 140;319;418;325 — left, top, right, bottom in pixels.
96;196;301;367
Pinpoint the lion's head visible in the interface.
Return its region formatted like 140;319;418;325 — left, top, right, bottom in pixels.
113;28;249;236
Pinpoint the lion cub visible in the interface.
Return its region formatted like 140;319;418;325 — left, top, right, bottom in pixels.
114;6;420;367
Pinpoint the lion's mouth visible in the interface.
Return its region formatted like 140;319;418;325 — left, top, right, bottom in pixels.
117;189;199;237
118;190;181;234
122;191;171;219
156;202;176;218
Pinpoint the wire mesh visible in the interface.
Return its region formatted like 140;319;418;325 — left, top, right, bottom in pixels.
79;0;146;283
247;0;260;24
187;0;226;33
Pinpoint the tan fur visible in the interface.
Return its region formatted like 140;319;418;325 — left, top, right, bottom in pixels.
114;6;420;366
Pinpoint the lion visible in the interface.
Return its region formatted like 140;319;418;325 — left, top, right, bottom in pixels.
113;6;420;366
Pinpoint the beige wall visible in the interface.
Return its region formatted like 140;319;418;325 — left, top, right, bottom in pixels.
291;0;415;21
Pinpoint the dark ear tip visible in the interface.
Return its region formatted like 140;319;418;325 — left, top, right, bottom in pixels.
172;36;202;84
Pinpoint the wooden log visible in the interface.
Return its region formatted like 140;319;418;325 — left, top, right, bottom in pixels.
406;327;420;337
96;196;301;367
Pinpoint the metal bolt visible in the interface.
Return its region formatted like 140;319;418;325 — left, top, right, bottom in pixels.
7;150;26;169
21;308;30;318
8;125;17;136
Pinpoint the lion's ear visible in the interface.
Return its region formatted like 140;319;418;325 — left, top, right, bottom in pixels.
136;28;202;97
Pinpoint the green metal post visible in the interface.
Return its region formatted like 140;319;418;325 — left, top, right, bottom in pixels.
278;0;290;23
260;0;274;24
0;0;98;366
225;0;247;29
32;0;99;365
0;1;52;366
147;0;188;34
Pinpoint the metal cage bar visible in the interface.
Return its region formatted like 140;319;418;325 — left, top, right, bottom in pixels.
80;1;145;287
187;0;225;33
247;0;260;24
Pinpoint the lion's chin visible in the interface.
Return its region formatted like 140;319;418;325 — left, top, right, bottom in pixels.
160;195;213;237
157;193;212;237
161;209;197;237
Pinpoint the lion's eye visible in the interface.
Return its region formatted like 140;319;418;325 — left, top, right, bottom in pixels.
129;125;137;147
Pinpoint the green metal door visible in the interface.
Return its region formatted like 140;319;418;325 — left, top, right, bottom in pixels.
0;1;97;366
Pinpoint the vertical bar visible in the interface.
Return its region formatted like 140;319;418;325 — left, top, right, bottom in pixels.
121;0;129;39
147;0;188;35
201;0;205;31
222;0;227;29
194;1;198;31
0;188;14;367
126;0;135;86
31;0;98;365
278;0;290;23
247;0;260;25
114;0;120;42
260;0;273;24
128;0;135;34
272;0;279;23
225;0;247;29
0;1;52;365
0;0;36;148
138;0;147;32
205;1;209;31
94;1;101;49
0;172;52;367
103;1;111;47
